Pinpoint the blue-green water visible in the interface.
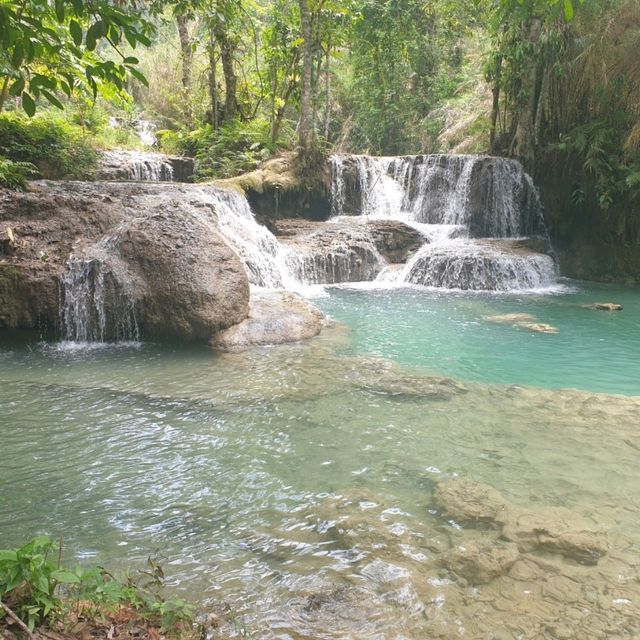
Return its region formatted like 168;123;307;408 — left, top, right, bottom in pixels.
315;282;640;395
1;282;640;638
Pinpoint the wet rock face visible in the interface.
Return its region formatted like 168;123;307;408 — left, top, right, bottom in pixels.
332;154;547;238
211;290;325;349
0;182;250;340
114;210;249;341
405;239;557;291
0;264;59;330
276;218;425;284
366;220;425;263
97;150;195;182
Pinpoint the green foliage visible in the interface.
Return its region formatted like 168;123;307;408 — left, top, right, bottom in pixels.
164;117;283;179
0;0;156;115
0;536;76;632
0;111;99;179
0;537;193;634
0;155;38;190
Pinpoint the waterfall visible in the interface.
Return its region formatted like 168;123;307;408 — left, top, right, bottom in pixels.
328;153;556;291
59;243;139;343
100;151;176;182
199;187;298;289
402;241;558;291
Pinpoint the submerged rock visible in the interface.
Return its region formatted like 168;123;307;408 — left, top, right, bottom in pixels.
485;313;538;324
583;302;623;311
518;322;559;334
358;373;467;400
485;312;558;334
433;478;510;528
444;539;520;584
502;507;608;565
211;290;325;349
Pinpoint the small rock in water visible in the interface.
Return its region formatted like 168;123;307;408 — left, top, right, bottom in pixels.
501;507;608;565
485;313;558;334
211;290;326;349
583;302;623;311
484;313;538;324
517;322;559;334
433;478;510;528
443;539;520;584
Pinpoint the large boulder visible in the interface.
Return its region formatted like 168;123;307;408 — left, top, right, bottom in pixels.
113;208;249;340
211;290;325;349
1;182;250;340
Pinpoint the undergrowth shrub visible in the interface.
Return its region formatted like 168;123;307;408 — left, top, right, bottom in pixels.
0;156;39;190
0;536;193;635
160;117;289;180
0;112;99;180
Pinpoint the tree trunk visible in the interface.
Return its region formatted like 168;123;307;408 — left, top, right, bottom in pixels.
214;21;237;122
489;55;502;152
298;0;313;153
0;77;9;113
176;13;193;125
311;51;323;140
208;27;219;130
323;43;331;140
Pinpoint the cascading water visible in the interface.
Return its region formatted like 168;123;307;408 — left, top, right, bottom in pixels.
329;154;557;291
59;241;139;343
100;150;175;182
199;187;298;289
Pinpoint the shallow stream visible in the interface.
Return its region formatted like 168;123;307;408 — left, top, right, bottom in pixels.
1;283;639;639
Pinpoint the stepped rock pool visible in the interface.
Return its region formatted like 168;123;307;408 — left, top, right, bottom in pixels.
1;282;639;638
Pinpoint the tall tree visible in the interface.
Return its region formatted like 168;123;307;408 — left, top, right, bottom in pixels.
298;0;313;152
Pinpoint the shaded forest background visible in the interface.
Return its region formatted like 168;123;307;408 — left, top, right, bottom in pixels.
1;0;639;279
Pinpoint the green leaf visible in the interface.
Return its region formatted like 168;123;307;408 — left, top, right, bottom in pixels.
41;89;64;110
0;550;18;562
127;67;148;87
11;40;23;68
86;21;106;51
51;570;81;584
70;20;83;46
55;0;65;23
137;33;151;47
21;92;36;117
123;56;139;64
8;77;24;96
35;573;49;594
124;29;137;49
563;0;574;20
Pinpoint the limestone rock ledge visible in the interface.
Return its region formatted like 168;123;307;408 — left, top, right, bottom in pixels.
211;290;327;350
